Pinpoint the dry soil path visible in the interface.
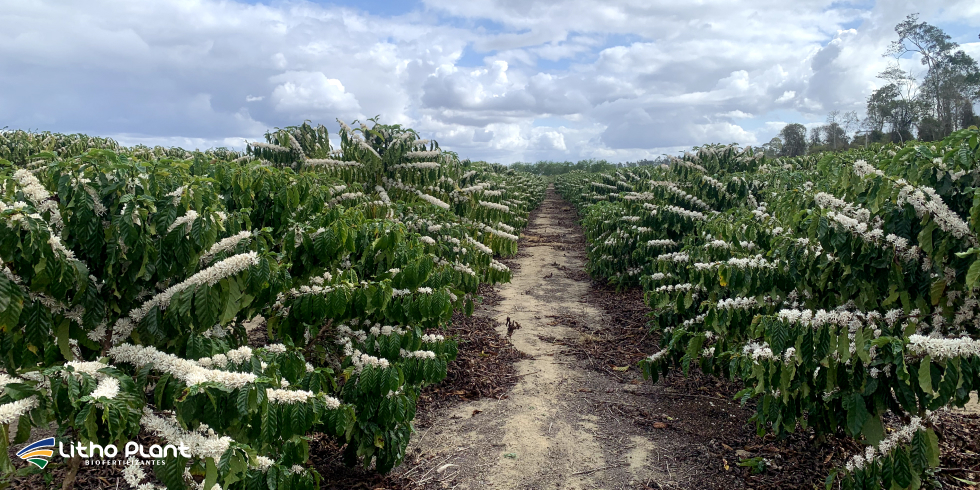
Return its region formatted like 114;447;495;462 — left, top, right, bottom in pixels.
395;187;696;489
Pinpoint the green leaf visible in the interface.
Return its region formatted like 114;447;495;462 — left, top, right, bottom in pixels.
195;284;221;331
56;319;73;361
967;259;980;289
918;356;933;395
843;393;869;437
924;428;940;468
911;430;929;472
0;274;24;331
929;279;946;306
861;415;884;446
893;447;912;488
204;457;219;490
23;301;51;350
154;453;188;490
918;222;935;254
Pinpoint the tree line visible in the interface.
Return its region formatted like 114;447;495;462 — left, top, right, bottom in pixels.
509;158;669;175
764;14;980;157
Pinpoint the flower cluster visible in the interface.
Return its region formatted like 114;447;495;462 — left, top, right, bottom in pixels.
357;139;382;160
693;255;776;271
906;334;980;360
844;415;933;473
0;396;39;425
140;408;233;460
479;200;510;213
649;181;712;212
466;236;493;255
392;161;440;170
417;191;450;210
670;158;707;173
401;349;437;359
167;210;199;233
716;297;758;310
266;388;323;405
12;169;62;230
742;342;776;363
700;175;731;197
109;344;258;389
660;204;707;221
895;180;973;242
122;457;164;490
777;308;871;331
351;352;390;373
646;239;677;248
200;231;253;264
852;159;884;178
489;259;509;272
647;349;669;363
305;157;361;168
404;150;442;159
127;252;259;321
655;252;689;263
654;283;704;293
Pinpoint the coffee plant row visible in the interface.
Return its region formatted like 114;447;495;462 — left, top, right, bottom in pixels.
556;129;980;490
0;121;545;489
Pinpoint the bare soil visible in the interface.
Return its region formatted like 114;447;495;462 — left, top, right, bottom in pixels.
385;186;980;490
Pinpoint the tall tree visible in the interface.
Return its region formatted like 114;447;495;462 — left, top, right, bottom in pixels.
779;123;807;157
886;14;980;138
762;137;782;157
824;111;851;150
865;84;900;133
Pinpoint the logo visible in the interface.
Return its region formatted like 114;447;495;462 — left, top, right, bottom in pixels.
17;437;55;469
16;437;191;469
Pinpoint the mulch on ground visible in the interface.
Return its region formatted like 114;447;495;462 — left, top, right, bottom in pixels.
562;280;980;489
540;191;980;490
315;271;531;488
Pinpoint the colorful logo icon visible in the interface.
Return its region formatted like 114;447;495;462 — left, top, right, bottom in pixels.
17;437;55;469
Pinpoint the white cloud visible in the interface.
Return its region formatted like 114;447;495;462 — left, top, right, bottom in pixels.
0;0;978;162
270;71;362;119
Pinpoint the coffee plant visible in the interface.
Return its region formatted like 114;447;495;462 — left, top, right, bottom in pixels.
556;130;980;490
0;120;544;488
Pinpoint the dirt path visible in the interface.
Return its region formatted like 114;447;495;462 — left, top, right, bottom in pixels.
393;186;980;490
396;187;693;489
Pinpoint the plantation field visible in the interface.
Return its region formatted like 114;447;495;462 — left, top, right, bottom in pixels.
2;122;980;490
554;129;980;489
0;122;545;489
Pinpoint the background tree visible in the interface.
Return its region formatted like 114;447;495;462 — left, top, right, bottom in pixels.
823;111;851;150
762;137;782;157
778;123;807;156
807;125;823;150
887;13;980;139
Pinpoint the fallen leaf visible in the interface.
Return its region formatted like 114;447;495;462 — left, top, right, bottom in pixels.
722;444;733;451
653;422;667;429
723;459;730;471
613;366;629;372
472;409;482;417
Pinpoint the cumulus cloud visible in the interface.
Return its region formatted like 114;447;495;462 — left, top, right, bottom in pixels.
270;71;362;119
0;0;977;163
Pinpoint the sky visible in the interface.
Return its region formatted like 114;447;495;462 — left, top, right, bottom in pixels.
1;0;979;164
